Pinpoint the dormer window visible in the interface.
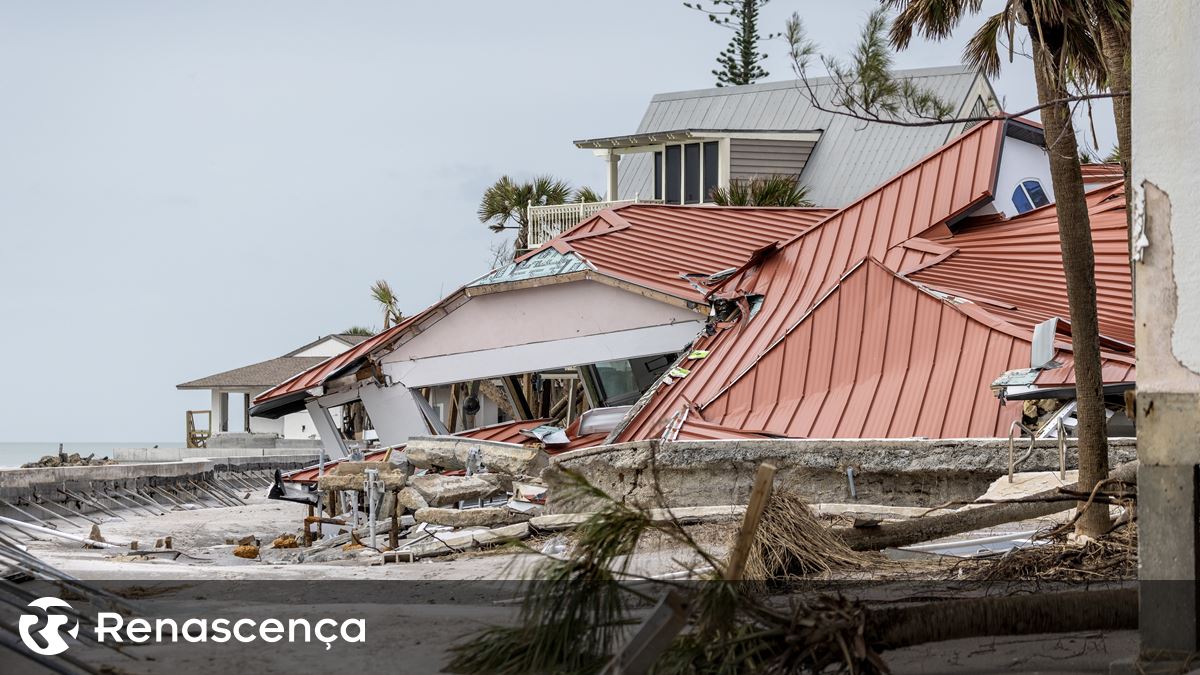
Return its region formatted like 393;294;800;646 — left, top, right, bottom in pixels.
655;141;720;204
1012;179;1050;214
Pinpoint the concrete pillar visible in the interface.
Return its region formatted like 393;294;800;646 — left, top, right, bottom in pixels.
1133;0;1200;663
605;152;620;202
210;390;229;434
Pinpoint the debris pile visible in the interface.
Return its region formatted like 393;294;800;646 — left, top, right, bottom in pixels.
272;439;551;564
22;450;116;468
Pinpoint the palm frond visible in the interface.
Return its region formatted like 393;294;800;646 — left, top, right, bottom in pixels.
709;175;813;207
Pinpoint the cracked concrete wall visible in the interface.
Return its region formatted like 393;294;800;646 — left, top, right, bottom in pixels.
547;438;1137;510
1134;0;1200;386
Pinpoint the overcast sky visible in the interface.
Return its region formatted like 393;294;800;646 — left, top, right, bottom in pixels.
0;1;1116;442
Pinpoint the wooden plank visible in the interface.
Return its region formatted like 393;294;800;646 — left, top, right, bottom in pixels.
601;590;691;675
724;461;777;581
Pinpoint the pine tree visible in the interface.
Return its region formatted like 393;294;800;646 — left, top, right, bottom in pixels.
685;0;777;87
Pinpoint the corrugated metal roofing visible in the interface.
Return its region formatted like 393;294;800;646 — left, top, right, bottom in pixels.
1080;163;1125;182
258;205;833;409
616;66;990;207
698;258;1036;437
908;182;1133;343
616;121;1135;442
253;319;416;407
530;204;836;303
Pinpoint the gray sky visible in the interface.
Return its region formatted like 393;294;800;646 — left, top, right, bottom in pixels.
0;1;1116;442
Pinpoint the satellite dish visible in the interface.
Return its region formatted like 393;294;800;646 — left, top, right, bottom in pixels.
1031;317;1059;369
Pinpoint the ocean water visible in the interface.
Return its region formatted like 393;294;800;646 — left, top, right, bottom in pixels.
0;442;178;468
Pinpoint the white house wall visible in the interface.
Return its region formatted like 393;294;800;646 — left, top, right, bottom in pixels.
385;322;702;388
989;134;1056;218
292;337;354;358
382;280;700;363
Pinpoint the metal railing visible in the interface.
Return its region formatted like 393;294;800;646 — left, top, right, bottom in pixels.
526;196;662;248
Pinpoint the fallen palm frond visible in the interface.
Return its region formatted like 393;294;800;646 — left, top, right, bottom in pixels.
449;466;1138;675
959;522;1137;583
447;469;671;674
744;492;881;580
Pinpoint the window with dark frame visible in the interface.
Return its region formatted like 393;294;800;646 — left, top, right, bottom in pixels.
683;143;701;204
653;151;662;201
664;145;681;204
703;141;719;202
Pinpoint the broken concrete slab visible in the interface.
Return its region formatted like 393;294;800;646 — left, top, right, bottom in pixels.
414;507;528;528
397;487;429;511
406;436;549;476
398;522;530;559
407;474;499;507
548;438;1139;510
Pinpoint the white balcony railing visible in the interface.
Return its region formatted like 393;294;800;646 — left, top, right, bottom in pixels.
526;197;661;248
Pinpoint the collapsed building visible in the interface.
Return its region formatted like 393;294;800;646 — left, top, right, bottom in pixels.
243;116;1134;531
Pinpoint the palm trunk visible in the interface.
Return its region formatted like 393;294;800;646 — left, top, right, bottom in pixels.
1027;18;1111;537
1096;11;1133;292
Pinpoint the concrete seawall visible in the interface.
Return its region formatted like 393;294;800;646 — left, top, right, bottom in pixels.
548;438;1138;510
112;446;320;463
0;454;317;523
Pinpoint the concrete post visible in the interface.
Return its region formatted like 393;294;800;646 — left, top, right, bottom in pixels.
210;390;229;434
1133;0;1200;663
605;152;620;202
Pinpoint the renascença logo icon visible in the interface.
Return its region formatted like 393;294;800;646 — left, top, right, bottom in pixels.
18;597;80;656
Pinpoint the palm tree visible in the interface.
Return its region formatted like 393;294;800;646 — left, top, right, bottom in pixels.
477;176;573;252
370;279;404;329
342;326;375;337
885;0;1126;538
709;175;814;206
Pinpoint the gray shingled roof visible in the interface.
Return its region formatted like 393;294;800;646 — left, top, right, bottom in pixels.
176;356;327;390
616;65;994;207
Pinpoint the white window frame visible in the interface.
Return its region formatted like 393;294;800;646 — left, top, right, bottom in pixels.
1012;177;1050;214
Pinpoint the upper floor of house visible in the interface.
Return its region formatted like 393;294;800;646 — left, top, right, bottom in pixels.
528;65;1001;247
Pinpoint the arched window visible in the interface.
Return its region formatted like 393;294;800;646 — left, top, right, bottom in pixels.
1012;179;1050;214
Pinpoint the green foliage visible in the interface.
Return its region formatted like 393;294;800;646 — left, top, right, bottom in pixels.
370;279;404;329
709;174;814;207
886;0;1109;88
341;326;375;336
685;0;778;87
478;175;574;251
573;186;604;203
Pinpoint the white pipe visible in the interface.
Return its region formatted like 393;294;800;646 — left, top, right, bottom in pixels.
0;515;122;549
902;529;1040;553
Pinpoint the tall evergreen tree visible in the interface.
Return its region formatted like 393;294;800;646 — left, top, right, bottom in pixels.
685;0;777;87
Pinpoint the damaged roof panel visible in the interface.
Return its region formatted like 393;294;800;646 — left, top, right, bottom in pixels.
617;120;1135;443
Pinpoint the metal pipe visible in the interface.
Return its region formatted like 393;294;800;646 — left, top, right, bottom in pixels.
0;497;58;529
1057;418;1068;480
0;515;120;548
24;497;88;528
846;467;857;499
60;489;124;521
366;469;379;549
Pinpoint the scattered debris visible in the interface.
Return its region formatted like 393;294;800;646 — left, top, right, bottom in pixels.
414;506;527;528
271;534;299;549
22;450;116;468
232;545;259;559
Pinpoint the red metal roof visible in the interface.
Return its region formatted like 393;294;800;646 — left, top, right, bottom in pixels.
254;319;415;406
617;121;1135;442
907;182;1133;343
1080;163;1124;182
526;205;835;303
257;206;834;408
